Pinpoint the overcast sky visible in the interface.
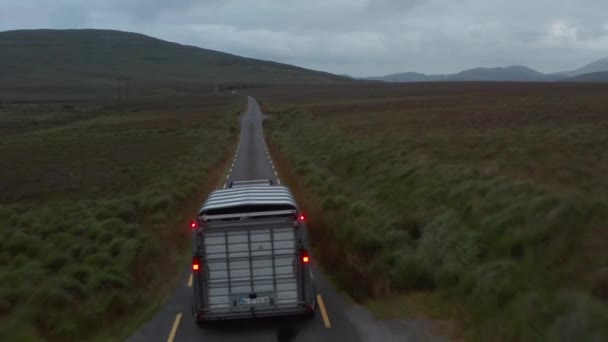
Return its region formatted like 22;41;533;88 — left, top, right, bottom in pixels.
1;0;607;76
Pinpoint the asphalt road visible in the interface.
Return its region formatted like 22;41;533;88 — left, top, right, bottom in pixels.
128;97;373;342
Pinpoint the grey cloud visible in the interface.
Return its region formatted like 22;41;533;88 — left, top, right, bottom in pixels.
366;0;426;13
103;0;215;22
0;0;607;76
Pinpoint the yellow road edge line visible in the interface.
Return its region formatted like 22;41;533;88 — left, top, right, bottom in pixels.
187;273;193;287
167;313;182;342
317;294;331;328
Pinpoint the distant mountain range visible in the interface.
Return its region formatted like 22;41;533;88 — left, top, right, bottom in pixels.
365;57;608;83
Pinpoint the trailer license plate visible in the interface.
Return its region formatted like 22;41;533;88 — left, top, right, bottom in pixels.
240;296;270;305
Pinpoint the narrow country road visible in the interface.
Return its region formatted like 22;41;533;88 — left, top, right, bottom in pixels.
127;97;395;342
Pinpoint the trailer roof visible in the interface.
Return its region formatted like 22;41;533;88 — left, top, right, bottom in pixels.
230;179;273;188
199;185;298;216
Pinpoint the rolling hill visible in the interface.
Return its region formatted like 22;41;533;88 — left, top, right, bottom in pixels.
558;57;608;77
367;58;608;83
564;71;608;82
0;29;350;101
366;65;556;82
448;65;554;81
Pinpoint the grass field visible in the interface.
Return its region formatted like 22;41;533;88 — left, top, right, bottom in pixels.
0;94;243;341
253;83;608;340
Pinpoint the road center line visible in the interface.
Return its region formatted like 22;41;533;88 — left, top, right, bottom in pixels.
167;313;182;342
317;294;331;329
187;273;192;287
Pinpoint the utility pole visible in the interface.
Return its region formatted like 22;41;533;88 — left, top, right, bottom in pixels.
116;78;130;105
117;78;122;105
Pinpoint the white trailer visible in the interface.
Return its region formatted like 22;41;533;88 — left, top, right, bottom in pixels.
191;181;316;323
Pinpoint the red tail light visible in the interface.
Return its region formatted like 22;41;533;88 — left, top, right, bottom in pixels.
298;214;305;222
190;220;198;229
302;250;310;264
192;256;201;271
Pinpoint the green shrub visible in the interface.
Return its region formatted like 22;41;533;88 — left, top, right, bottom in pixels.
30;284;74;308
12;254;29;267
305;174;323;187
44;252;69;272
148;210;168;223
349;201;373;217
123;223;138;238
351;221;386;254
544;292;608;342
322;195;347;211
0;319;39;342
104;292;131;315
5;230;35;256
50;314;79;340
382;227;412;248
333;220;356;241
97;230;114;244
0;206;15;221
0;287;20;314
391;254;435;290
590;267;608;301
108;237;126;257
0;297;10;315
83;251;112;267
135;233;163;258
47;232;77;252
56;274;87;299
66;243;85;259
119;238;140;262
100;217;128;233
462;260;520;312
0;251;10;267
141;193;173;213
417;209;478;272
85;222;104;241
2;265;46;289
295;164;311;175
65;265;92;285
90;269;131;290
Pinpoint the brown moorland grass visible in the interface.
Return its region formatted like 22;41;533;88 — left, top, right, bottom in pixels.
252;82;608;340
0;94;243;341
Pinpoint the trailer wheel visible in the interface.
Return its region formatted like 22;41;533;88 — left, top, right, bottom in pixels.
305;310;316;319
303;300;317;319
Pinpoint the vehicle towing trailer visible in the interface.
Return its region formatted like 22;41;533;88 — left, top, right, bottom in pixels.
191;181;316;323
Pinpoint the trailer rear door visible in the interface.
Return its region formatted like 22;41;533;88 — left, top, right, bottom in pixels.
203;219;300;315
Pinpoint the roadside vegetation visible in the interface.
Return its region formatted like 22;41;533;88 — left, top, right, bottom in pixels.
0;95;242;341
257;83;608;340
